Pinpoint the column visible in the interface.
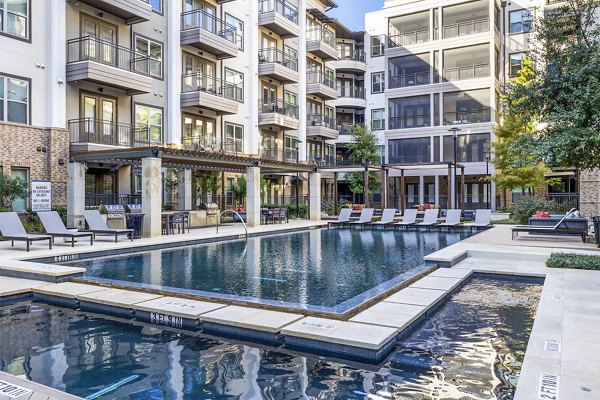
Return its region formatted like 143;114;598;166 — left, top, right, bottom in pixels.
400;170;406;213
434;175;440;207
142;157;162;238
461;167;466;213
333;172;339;215
118;166;132;196
448;164;453;209
167;0;182;145
48;0;66;128
380;168;388;209
490;180;497;211
246;166;261;227
419;175;425;205
309;171;322;221
67;162;85;228
178;169;192;210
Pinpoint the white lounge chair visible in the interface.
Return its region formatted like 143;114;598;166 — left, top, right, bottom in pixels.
83;210;133;242
0;212;52;252
37;211;94;247
416;209;440;230
439;209;462;230
349;208;375;229
394;209;418;228
327;208;353;229
371;209;398;229
469;209;492;230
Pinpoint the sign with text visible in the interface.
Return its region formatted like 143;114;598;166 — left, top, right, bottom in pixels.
31;180;51;211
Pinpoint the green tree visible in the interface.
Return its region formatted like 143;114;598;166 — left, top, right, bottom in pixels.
233;175;246;207
0;174;28;210
345;124;381;197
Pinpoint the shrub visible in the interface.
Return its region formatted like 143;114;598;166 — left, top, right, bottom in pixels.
263;203;308;219
511;196;571;225
546;253;600;270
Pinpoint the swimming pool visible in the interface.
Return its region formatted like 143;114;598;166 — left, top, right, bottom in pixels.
0;276;541;399
61;229;470;313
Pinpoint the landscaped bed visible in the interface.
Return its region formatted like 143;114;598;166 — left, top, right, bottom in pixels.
547;252;600;270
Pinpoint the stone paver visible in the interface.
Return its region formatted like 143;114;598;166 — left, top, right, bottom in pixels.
200;305;303;333
384;287;447;306
0;260;84;277
349;302;425;329
410;276;463;291
0;371;82;399
133;296;226;319
77;288;162;307
0;277;48;297
33;282;107;298
427;267;472;280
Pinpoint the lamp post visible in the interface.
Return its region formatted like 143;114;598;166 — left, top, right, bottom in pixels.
448;127;461;208
484;147;491;210
295;139;303;219
362;157;370;207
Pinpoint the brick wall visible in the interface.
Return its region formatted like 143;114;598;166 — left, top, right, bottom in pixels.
580;169;600;216
0;122;69;208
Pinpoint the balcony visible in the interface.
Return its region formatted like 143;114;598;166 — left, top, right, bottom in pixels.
182;136;242;154
258;0;300;38
332;86;367;108
306;71;337;100
306;28;338;61
258;48;299;83
335;52;367;73
260;147;298;162
181;73;240;115
306;115;338;140
76;0;152;24
69;118;152;150
388;29;429;48
443;18;489;39
258;99;300;130
389;72;430;89
443;64;490;82
180;9;239;59
66;37;153;95
389;115;431;130
443;109;491;125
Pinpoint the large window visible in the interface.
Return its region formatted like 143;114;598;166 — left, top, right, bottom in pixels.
371;72;385;93
0;0;28;39
371;35;385;57
135;36;163;78
388;95;431;129
225;68;244;102
509;52;526;77
183;114;217;148
443;89;491;125
135;104;163;143
442;132;490;162
225;13;244;50
0;74;29;124
371;109;385;131
510;10;532;34
225;123;243;153
388;138;431;164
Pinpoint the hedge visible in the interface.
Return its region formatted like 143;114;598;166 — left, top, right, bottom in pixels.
546;253;600;270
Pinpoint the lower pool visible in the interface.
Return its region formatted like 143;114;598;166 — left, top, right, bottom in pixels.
59;229;470;313
0;276;540;399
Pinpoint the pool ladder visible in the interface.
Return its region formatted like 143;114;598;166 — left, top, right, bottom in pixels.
216;210;248;240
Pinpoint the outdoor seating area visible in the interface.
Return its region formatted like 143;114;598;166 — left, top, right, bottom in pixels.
511;208;589;243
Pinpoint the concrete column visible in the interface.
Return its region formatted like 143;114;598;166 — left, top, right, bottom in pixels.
246;166;261;227
142;157;162;238
118;166;132;195
178;169;192;210
48;0;66;128
434;174;440;207
419;175;425;205
309;171;322;221
380;168;388;209
333;172;339;215
167;0;182;146
67;162;85;229
491;179;497;211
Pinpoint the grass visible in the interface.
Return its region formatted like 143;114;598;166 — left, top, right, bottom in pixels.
546;252;600;270
492;219;517;225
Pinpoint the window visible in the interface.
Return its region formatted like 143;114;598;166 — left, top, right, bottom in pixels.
0;0;28;39
285;91;297;105
389;95;431;129
371;109;385;130
510;10;532;34
443;89;491;125
371;72;385;93
0;74;29;124
225;13;244;50
442;133;490;162
11;168;28;212
371;35;384;57
388;138;431;164
149;0;162;13
509;53;526;77
135;36;163;78
225;123;243;153
135;104;163;143
225;68;244;102
183;114;217;148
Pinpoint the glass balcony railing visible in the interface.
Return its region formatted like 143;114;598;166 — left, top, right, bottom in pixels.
307;71;335;88
388;29;429;48
443;108;491;125
260;147;298;162
337;86;366;99
443;18;489;38
258;47;298;71
443;64;490;81
388;71;430;89
389;115;431;130
258;0;298;24
337;51;365;62
181;73;243;102
306;27;336;49
181;8;238;44
258;99;299;119
307;114;336;129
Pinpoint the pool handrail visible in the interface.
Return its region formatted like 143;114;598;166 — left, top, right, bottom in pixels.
216;210;248;240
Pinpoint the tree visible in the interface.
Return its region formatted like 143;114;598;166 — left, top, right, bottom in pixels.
233;175;246;207
345;124;381;198
503;0;600;170
193;172;220;202
0;174;28;210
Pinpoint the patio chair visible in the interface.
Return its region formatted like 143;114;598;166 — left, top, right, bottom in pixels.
82;210;133;242
349;208;375;229
37;211;94;247
394;209;418;229
416;209;440;230
0;212;52;252
469;209;492;230
439;209;462;230
512;208;587;242
371;209;398;229
327;208;352;229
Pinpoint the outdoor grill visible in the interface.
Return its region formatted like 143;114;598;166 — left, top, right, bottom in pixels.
125;204;145;239
99;204;126;229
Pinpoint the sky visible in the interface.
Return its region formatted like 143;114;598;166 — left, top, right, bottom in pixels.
327;0;385;31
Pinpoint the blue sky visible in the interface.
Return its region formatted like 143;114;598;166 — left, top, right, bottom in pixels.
328;0;385;31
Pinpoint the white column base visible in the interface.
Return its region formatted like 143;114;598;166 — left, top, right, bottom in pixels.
246;166;261;227
142;157;162;238
309;171;322;221
67;162;85;229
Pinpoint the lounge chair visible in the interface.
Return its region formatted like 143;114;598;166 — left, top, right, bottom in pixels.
512;208;587;242
469;209;492;230
0;212;52;252
37;211;94;247
371;208;397;229
349;208;375;229
327;208;353;229
416;209;440;230
439;209;462;230
82;210;134;242
394;209;418;229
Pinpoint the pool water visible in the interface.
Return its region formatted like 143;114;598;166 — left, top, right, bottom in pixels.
61;229;470;313
0;277;541;399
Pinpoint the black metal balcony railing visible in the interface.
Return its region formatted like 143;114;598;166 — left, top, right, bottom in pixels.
69;118;152;147
307;114;336;129
306;27;336;49
443;64;490;81
258;0;298;24
181;73;243;102
443;108;491;125
86;194;142;208
260;147;298;162
337;86;366;99
388;29;429;48
182;135;242;154
181;8;237;44
389;71;430;89
388;115;432;130
307;71;335;88
258;47;298;71
258;99;299;119
443;18;490;38
67;36;152;76
337;51;365;62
